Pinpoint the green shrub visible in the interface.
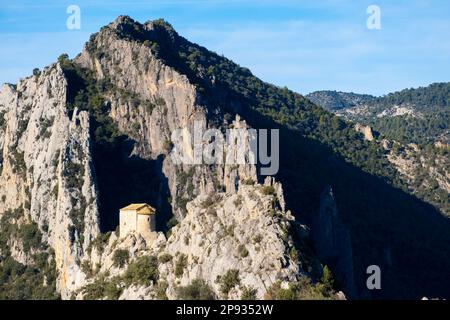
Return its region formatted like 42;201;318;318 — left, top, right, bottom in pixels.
123;256;158;286
264;276;335;300
206;207;217;216
143;100;155;113
174;254;188;278
253;234;263;244
233;196;243;207
82;278;106;300
0;111;6;128
290;247;298;261
81;260;93;277
38;116;54;139
217;269;240;297
201;194;217;208
131;122;141;132
163;139;173;151
175;196;189;215
112;249;130;268
18;222;42;253
87;232;111;255
320;265;335;296
0;210;59;299
177;167;195;185
33;68;41;78
167;215;179;228
241;178;255;185
158;253;172;264
155;97;166;106
11;150;26;175
261;185;276;196
240;286;257;300
176;279;216;300
166;216;179;238
224;224;235;237
58;53;69;65
0;255;59;300
51;185;59;198
16;117;29;138
68;196;87;245
264;281;297;300
151;42;160;54
104;280;123;300
237;244;249;258
81;275;122;300
155;281;169;300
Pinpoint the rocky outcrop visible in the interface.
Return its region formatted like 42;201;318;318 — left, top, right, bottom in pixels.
0;65;100;298
73;16;257;219
76;181;310;300
385;141;450;215
312;187;356;298
354;123;374;142
306;91;375;112
0;16;327;300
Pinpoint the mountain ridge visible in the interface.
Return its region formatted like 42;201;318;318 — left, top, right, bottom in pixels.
0;15;449;300
307;83;450;146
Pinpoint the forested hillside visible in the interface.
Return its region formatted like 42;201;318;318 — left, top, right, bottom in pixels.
309;83;449;146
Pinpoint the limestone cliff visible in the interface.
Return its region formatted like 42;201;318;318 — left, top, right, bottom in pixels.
73;16;257;220
74;180;321;300
312;187;355;298
0;16;333;300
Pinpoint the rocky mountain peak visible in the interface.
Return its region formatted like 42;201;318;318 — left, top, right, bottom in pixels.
99;16;178;48
110;15;136;28
1;15;449;301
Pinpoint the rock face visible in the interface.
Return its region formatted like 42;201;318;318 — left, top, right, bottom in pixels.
0;65;100;298
312;187;356;298
73;16;257;220
0;16;329;300
385;142;450;215
3;15;450;301
354;123;374;142
162;183;299;299
306;91;375;112
309;88;449;218
77;181;308;300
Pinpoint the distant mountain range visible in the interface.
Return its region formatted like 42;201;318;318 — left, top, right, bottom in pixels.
307;83;450;145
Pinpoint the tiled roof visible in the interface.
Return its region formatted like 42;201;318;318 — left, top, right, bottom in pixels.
120;203;156;215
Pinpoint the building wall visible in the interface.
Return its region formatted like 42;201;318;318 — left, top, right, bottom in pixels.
137;214;156;242
120;210;137;238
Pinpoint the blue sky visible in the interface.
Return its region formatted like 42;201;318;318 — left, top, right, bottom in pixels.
0;0;449;96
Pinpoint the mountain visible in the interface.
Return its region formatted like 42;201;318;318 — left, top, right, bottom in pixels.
306;91;376;112
308;85;449;216
308;83;450;146
0;16;449;300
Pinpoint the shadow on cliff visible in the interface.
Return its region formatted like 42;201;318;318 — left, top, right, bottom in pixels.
61;58;173;235
227;103;450;300
62;29;449;298
91;133;172;234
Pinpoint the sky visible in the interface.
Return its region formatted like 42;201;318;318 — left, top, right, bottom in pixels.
0;0;449;96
